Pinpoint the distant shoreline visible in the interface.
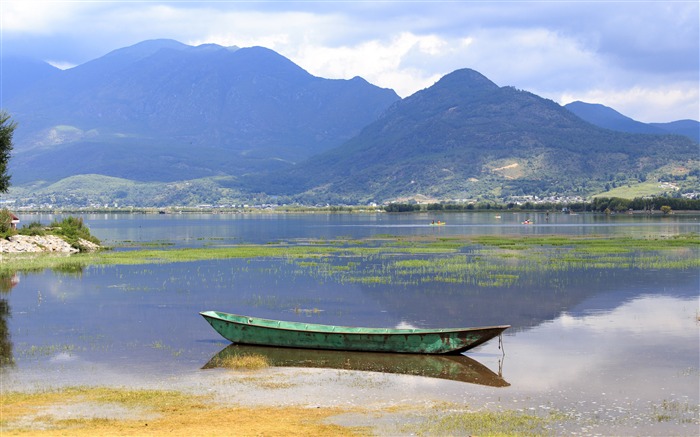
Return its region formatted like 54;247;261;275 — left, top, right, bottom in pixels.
9;207;700;215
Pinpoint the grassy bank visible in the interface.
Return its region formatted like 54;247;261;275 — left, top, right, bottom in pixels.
0;386;564;436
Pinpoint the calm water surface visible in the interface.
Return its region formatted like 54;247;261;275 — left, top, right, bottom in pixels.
2;212;699;434
20;210;700;245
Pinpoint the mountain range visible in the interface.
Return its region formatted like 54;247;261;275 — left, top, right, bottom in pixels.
2;39;698;207
247;69;698;203
5;39;399;185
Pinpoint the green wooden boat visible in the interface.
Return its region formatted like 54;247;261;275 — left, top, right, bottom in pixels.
200;311;510;354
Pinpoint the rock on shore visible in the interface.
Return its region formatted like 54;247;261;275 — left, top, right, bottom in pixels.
0;235;100;254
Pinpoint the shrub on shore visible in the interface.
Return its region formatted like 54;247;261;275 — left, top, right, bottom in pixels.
0;209;16;239
49;216;101;250
17;221;45;236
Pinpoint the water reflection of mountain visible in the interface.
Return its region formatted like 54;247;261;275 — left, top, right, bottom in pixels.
204;344;509;387
361;268;700;332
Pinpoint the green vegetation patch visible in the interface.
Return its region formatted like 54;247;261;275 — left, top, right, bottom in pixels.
209;353;270;370
650;399;700;424
1;234;698;290
0;240;457;274
408;407;558;436
595;181;678;199
471;234;700;251
1;386;205;411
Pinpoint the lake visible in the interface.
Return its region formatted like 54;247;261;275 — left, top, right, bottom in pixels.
1;211;699;435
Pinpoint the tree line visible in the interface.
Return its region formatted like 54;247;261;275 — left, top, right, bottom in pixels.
384;196;700;213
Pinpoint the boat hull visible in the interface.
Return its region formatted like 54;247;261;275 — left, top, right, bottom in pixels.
200;311;509;354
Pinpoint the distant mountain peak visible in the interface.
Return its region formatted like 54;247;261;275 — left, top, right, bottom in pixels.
191;43;240;53
235;46;294;61
434;68;499;91
403;68;500;106
564;101;699;140
566;100;631;121
72;39;190;75
105;38;189;59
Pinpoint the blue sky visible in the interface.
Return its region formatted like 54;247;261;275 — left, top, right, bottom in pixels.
2;0;698;122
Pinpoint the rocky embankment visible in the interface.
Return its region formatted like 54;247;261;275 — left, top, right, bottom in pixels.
0;235;100;254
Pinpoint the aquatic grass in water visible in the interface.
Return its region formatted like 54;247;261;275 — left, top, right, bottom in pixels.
244;294;281;310
13;343;83;363
211;353;270;370
0;242;455;274
149;340;183;357
287;235;700;288
650;399;699;424
408;407;556;437
1;234;697;290
473;234;700;250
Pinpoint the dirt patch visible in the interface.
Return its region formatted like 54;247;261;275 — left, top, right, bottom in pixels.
492;163;519;171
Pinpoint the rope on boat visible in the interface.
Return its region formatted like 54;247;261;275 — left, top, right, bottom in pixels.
497;332;505;377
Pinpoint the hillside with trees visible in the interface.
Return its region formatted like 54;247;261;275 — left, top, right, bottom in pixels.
5;40;399;185
245;69;698;204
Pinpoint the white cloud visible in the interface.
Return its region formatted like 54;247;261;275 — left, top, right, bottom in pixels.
45;60;76;70
278;27;607;102
289;32;450;96
1;1;80;32
557;295;697;335
560;83;700;123
507;295;699;392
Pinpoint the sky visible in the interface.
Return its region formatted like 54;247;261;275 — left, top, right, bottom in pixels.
1;0;698;123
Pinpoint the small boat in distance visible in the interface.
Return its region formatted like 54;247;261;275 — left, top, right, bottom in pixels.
522;219;533;224
430;220;446;226
200;311;509;355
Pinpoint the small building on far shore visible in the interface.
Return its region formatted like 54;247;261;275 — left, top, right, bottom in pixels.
10;212;19;230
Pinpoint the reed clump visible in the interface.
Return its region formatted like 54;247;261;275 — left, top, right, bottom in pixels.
213;353;270;370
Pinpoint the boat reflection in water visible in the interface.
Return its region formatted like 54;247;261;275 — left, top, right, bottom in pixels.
203;344;509;387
